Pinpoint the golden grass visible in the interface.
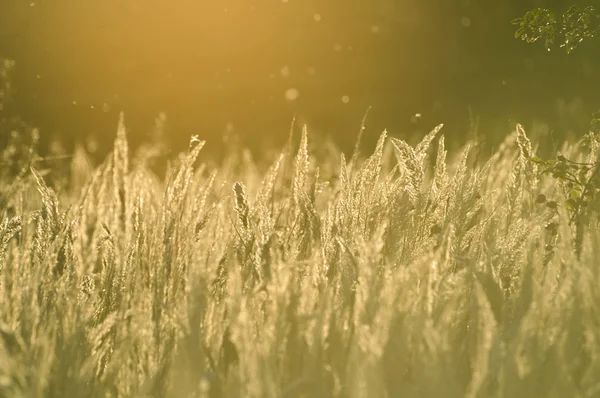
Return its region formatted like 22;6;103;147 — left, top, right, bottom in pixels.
1;118;600;397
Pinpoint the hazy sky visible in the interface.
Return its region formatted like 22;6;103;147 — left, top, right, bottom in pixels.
1;0;598;154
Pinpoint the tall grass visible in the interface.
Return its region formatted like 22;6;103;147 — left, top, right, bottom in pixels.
1;116;600;398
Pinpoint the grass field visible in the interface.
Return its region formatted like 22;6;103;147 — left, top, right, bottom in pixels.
1;115;600;398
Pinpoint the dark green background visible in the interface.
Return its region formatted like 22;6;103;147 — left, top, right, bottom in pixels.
0;0;598;155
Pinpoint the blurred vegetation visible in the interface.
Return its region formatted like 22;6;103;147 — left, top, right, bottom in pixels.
513;5;600;260
1;58;37;183
513;5;599;53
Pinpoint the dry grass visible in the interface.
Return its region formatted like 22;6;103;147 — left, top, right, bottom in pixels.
1;116;600;398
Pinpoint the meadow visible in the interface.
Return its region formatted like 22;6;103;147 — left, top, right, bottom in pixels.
1;115;600;398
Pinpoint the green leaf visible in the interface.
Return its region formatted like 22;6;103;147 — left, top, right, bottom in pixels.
552;170;566;179
529;156;546;165
535;193;547;204
430;224;442;236
569;190;581;201
565;198;578;211
545;222;559;234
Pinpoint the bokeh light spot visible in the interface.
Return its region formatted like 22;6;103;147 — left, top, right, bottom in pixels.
285;88;300;101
